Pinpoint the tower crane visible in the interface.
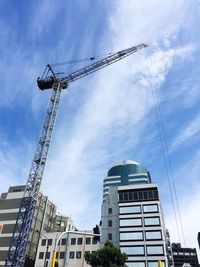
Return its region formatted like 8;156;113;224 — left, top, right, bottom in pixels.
5;43;148;267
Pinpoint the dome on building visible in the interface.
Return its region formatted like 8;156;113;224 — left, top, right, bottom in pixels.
108;160;149;179
112;160;140;168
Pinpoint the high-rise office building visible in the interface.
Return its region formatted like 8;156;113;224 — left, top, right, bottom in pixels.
172;243;199;267
101;160;169;267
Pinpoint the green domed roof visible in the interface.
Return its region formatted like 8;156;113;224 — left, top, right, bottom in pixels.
107;160;151;185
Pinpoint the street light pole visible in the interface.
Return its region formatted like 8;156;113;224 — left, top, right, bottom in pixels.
51;230;100;267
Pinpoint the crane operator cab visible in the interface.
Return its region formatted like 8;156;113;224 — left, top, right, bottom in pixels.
37;76;68;90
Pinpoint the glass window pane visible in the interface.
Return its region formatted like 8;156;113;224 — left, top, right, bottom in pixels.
61;238;66;245
86;237;91;244
41;239;46;246
120;232;143;240
119;194;123;201
124;193;128;201
144;217;160;226
69;251;74;259
147;246;164;255
47;239;52;246
39;252;44;259
120;218;142;227
145;231;162;240
127;262;145;267
77;238;83;245
76;251;82;259
148;261;165;267
60;252;65;259
71;238;76;245
121;246;144;255
46;252;50;259
119;206;141;214
143;205;158;213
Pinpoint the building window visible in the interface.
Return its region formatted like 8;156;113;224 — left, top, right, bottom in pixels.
108;220;112;227
145;231;162;240
61;238;66;245
60;252;65;259
46;252;50;259
146;245;164;255
119;189;158;202
86;237;91;244
120;218;142;227
143;204;158;213
119;206;141;214
92;237;97;244
108;233;112;240
39;252;44;259
126;262;145;267
120;232;143;241
144;217;160;226
77;238;83;245
76;251;82;259
108;208;112;214
47;239;52;246
148;261;165;267
121;246;144;255
69;251;75;259
71;238;76;245
41;239;46;246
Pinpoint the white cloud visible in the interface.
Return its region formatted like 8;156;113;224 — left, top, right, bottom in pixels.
170;113;200;152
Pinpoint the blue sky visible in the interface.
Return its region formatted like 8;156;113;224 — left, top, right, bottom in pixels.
1;0;200;254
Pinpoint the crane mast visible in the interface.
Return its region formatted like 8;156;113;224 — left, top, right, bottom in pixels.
5;43;148;267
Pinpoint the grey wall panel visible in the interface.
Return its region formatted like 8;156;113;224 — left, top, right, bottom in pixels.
0;199;21;209
0;236;10;247
2;224;14;234
0;213;17;221
0;250;7;261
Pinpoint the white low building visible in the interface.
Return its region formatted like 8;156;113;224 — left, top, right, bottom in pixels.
34;230;100;267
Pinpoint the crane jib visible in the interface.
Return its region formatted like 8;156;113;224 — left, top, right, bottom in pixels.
37;43;148;90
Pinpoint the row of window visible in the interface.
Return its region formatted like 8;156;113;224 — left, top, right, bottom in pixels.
120;217;160;227
119;190;158;202
70;237;97;245
41;237;98;247
120;230;162;241
126;261;165;267
119;204;158;214
121;245;164;256
39;251;96;260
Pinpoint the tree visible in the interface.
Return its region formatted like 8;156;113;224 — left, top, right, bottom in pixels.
84;241;128;267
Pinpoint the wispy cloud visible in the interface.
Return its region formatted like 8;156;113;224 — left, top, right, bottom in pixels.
170;113;200;152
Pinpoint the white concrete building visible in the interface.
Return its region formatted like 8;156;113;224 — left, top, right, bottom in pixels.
34;230;100;267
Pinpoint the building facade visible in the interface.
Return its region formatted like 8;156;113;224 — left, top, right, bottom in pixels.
101;160;169;267
0;185;71;267
172;243;199;267
34;230;100;267
198;232;200;250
